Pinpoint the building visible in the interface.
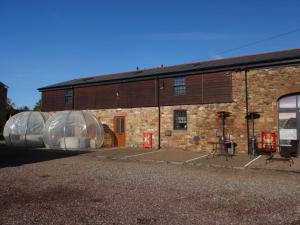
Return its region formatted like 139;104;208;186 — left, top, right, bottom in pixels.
38;49;300;154
0;82;8;132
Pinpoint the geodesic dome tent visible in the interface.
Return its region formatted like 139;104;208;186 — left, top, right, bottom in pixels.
43;111;104;150
3;111;50;147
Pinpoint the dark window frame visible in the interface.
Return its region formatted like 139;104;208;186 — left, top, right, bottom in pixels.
278;93;300;112
64;89;73;105
173;77;186;96
173;110;187;130
277;93;300;155
115;116;125;133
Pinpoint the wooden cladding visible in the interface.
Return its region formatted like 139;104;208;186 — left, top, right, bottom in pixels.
41;90;73;111
41;72;232;111
159;72;232;106
74;79;156;110
118;80;157;108
203;72;232;104
75;83;119;110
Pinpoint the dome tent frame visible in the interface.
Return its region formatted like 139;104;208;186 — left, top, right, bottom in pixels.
4;111;50;147
43;110;104;151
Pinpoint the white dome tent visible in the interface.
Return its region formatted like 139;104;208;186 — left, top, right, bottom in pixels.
3;111;50;147
43;110;104;150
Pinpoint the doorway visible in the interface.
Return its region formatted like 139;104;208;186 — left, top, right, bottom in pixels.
278;94;300;156
114;116;125;147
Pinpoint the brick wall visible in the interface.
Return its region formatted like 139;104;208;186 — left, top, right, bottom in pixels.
0;85;7;132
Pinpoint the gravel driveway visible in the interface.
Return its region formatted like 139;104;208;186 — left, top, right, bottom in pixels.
0;149;300;225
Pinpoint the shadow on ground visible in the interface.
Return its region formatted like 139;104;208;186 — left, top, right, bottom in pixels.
0;144;89;169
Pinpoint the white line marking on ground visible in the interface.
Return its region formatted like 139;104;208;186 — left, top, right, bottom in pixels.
243;155;262;168
94;147;128;153
185;154;209;163
121;149;166;159
140;159;165;163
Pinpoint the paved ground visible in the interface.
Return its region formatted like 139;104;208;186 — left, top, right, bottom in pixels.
1;146;300;224
192;153;252;168
90;147;300;173
249;154;300;172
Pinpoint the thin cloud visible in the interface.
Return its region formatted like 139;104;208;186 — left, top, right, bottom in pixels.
121;32;256;41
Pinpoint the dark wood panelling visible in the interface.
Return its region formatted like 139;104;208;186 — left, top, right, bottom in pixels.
75;84;118;110
41;90;73;112
74;79;156;110
203;72;232;104
159;75;203;106
42;72;232;111
159;72;232;106
118;80;156;108
0;85;7;130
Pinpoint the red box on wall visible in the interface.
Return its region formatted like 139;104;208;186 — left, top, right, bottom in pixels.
261;131;277;152
143;131;152;148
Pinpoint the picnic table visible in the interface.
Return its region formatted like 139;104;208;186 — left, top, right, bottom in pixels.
207;140;236;161
262;143;294;167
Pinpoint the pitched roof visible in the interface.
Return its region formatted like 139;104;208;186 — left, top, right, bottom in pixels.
38;48;300;91
0;82;8;88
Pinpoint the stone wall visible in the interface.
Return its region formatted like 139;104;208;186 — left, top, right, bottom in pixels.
87;70;248;152
248;65;300;139
90;107;159;148
45;64;300;153
158;65;300;152
160;70;247;152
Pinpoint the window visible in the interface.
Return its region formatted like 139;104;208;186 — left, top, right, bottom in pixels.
277;94;300;154
279;112;297;146
64;89;73;104
279;95;297;109
173;77;186;96
115;116;125;133
174;110;187;130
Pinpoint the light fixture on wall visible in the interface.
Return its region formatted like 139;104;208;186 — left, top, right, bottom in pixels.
160;81;165;90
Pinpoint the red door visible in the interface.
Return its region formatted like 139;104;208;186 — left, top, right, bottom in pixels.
114;116;125;147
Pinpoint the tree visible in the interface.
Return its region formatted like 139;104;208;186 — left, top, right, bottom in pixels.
33;99;41;111
4;98;32;116
5;97;15;117
17;106;30;112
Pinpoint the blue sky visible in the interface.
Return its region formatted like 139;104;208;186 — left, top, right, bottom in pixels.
0;0;300;109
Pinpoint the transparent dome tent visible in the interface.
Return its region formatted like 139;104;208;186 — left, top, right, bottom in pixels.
43;111;104;150
3;111;50;147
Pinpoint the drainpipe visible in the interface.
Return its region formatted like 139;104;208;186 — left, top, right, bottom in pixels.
244;69;250;154
72;86;75;110
156;77;161;149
